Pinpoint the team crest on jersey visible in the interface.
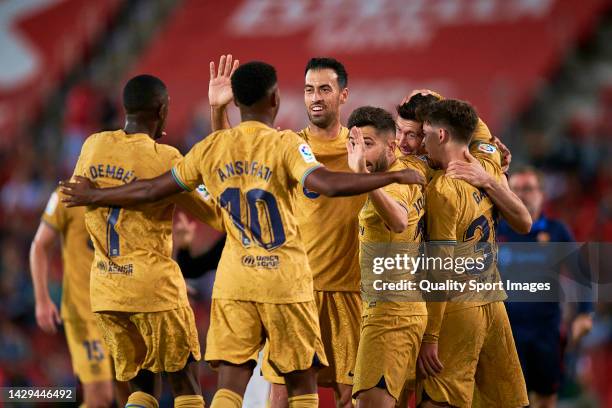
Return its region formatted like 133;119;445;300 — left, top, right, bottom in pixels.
44;192;59;215
477;143;497;154
196;184;211;200
303;186;320;199
298;143;316;163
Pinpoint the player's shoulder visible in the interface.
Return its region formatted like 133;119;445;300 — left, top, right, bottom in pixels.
80;129;117;149
398;154;429;174
472;118;494;143
470;140;498;156
427;170;455;197
295;127;308;140
278;128;304;142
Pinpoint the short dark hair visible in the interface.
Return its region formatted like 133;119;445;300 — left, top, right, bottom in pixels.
347;106;396;137
305;57;348;88
416;99;479;144
397;93;440;121
231;61;277;106
123;74;167;113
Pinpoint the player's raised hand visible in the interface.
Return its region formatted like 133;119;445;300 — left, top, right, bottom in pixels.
59;176;97;207
209;54;239;108
347;126;368;173
417;342;443;378
393;169;425;185
35;297;62;334
492;136;512;173
174;212;196;249
446;151;493;188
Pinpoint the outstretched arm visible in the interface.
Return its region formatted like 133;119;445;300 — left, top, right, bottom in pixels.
60;172;183;207
304;166;424;197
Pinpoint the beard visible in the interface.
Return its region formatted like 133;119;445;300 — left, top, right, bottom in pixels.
307;106;337;129
372;153;391;173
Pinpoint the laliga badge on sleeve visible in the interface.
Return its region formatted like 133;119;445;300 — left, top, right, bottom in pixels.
298;143;316;163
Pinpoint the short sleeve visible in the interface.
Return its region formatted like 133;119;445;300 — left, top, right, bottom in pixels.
383;183;413;215
426;180;458;242
282;132;323;185
172;140;208;192
472;118;494;144
41;189;67;232
471;142;502;180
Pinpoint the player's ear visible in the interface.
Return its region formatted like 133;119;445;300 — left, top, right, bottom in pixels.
387;136;397;152
158;102;168;120
339;87;348;105
270;87;280;108
439;128;448;144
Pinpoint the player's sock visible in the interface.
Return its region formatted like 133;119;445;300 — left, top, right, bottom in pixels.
126;391;159;408
288;393;318;408
174;394;205;407
210;388;242;408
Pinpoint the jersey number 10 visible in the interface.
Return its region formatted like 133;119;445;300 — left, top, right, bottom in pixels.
220;187;286;250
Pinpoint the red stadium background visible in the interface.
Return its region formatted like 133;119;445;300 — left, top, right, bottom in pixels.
0;0;611;407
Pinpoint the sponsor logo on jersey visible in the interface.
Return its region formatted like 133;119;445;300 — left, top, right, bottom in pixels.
242;255;280;269
298;143;316;163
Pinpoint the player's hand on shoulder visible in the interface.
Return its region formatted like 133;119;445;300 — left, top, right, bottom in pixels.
209;54;239;108
417;341;443;378
59;176;97;207
35;298;61;334
492;136;512;173
394;168;425;185
446;150;491;188
347;126;368;173
401;89;438;105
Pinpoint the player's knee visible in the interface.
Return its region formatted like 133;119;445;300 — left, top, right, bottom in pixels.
167;362;201;396
284;366;318;397
216;361;255;396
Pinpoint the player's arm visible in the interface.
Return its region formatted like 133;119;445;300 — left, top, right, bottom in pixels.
209;54;238;131
63;140;210;207
347;126;410;232
305;167;423;197
418;183;459;377
447;151;532;234
61;172;182;207
29;221;62;334
368;189;410;233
